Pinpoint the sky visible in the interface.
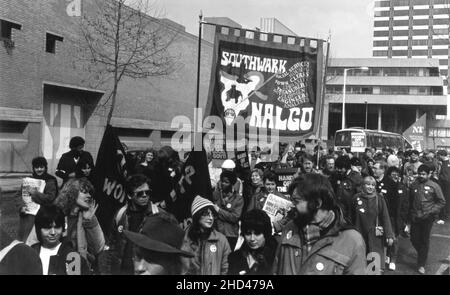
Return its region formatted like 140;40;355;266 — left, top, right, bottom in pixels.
155;0;376;58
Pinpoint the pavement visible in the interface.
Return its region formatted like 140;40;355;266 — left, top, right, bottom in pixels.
0;173;30;192
384;223;450;275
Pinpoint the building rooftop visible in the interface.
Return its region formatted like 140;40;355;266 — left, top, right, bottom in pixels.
329;58;441;68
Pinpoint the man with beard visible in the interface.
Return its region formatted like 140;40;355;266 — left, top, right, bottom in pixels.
320;156;335;178
407;164;445;274
99;174;177;274
300;154;317;174
55;136;94;185
273;173;366;275
403;150;422;180
17;157;58;242
329;155;362;223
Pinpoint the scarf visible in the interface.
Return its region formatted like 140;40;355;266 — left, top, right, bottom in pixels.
302;210;336;253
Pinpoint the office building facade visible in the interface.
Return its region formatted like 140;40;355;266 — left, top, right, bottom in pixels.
324;58;446;149
373;0;450;83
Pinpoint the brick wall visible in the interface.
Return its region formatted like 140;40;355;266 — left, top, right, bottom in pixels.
0;0;214;171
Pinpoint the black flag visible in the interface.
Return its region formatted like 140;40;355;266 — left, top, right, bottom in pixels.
170;149;213;226
93;125;128;237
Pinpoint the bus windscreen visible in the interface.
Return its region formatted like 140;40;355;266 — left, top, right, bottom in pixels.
335;131;352;147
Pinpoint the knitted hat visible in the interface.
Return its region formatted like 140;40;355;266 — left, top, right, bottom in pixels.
191;195;214;217
387;155;400;167
221;159;236;169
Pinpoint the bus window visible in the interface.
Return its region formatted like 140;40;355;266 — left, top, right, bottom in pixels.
374;135;383;148
335;131;352;147
395;137;402;149
367;134;373;149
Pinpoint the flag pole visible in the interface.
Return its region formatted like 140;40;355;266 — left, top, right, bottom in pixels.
316;33;331;170
194;11;204;150
196;11;203;110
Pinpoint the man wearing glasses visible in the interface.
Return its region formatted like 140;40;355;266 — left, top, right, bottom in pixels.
99;174;177;274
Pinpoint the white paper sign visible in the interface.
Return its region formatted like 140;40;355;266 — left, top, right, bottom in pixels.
22;177;46;215
262;193;293;224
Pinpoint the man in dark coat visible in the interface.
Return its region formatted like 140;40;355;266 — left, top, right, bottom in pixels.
55;136;94;184
99;174;177;274
408;164;446;274
329;155;362;223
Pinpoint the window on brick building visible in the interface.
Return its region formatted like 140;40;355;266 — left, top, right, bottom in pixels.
45;33;64;54
0;19;21;40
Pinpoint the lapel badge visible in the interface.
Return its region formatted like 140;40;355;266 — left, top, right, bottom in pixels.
287;230;292;240
316;262;325;271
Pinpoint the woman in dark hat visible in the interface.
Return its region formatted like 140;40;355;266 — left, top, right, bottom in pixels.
228;209;278;275
123;214;194;275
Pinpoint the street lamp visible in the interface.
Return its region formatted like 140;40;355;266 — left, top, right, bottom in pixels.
342;66;369;129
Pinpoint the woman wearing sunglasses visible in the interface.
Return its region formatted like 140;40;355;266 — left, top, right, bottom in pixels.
180;195;231;275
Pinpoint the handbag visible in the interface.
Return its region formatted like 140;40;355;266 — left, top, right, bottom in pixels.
375;195;384;237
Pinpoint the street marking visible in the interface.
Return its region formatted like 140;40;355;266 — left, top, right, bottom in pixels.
435;263;450;275
432;234;450;239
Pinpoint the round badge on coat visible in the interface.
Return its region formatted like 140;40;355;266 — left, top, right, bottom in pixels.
316;262;325;271
357;200;362;206
287;230;292;240
210;245;217;253
226;203;232;209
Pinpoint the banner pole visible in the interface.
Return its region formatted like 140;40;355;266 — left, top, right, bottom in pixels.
316;35;331;170
194;11;203;150
196;11;203;110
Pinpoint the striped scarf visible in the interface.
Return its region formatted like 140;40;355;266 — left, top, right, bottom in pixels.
302;211;335;253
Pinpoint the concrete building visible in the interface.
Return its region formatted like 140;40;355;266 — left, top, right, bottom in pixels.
372;0;450;82
324;58;446;145
0;0;214;173
259;17;298;36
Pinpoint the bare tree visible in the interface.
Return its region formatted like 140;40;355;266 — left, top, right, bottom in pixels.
78;0;181;124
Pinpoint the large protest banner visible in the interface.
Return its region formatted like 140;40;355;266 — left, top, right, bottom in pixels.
93;125;129;236
206;25;326;140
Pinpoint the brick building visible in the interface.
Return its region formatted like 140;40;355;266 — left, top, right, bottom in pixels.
0;0;214;173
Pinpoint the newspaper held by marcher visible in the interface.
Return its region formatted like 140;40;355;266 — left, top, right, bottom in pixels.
22;177;46;215
262;193;293;224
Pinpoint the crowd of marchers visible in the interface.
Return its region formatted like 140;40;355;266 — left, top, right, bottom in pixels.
0;138;448;275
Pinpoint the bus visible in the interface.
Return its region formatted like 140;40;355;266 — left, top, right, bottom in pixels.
334;128;412;153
